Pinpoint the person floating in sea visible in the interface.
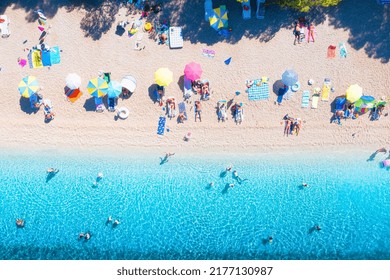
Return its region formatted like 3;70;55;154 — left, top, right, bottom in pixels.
85;232;91;240
229;183;235;188
226;165;233;172
209;182;214;187
78;232;85;239
302;182;309;187
113;220;120;227
160;152;175;164
315;225;321;231
47;168;59;174
16;218;25;228
268;236;273;244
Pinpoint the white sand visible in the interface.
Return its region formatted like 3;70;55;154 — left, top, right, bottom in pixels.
0;2;389;155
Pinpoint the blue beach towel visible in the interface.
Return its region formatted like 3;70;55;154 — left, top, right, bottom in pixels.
339;42;347;58
247;79;269;101
157;116;166;135
41;50;52;66
301;90;310;108
50;46;61;65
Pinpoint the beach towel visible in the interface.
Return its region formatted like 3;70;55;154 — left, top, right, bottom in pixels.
247;79;270;101
311;93;319;109
178;102;187;120
339;42;347;58
301;90;310;108
49;46;61;65
327;45;336;58
202;49;215;58
41;49;52;66
321;79;331;101
30;50;43;68
157;116;166;135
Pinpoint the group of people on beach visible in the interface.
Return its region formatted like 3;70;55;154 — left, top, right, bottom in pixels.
283;114;302;136
192;79;211;101
293;17;315;45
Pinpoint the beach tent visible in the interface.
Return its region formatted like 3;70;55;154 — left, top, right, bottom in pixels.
121;75;137;93
18;76;39;98
154;68;173;86
346;84;363;103
209;6;228;31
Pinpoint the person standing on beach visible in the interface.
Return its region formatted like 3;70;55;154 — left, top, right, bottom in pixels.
195;101;202;122
307;23;315;43
293;22;301;45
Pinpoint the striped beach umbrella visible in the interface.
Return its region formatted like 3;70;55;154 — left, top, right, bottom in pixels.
154;68;173;87
107;81;122;98
209;6;228;31
87;77;108;97
18;76;39;98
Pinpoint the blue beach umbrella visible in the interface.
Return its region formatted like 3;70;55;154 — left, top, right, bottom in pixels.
107;81;122;98
209;6;228;31
282;69;298;87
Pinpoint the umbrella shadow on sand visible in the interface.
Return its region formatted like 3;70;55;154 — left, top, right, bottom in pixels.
83;97;96;112
19;97;38;115
148;84;158;104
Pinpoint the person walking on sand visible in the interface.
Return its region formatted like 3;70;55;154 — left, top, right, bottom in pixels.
307;23;315;43
195;101;202;122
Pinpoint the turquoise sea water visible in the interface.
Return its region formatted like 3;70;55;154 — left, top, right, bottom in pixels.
0;149;389;260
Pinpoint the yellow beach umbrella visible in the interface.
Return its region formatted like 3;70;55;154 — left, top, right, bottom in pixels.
87;77;108;98
209;6;228;31
154;68;173;87
18;76;39;98
346;84;363;103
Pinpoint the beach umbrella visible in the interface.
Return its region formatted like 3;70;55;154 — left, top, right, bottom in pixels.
18;76;39;98
282;69;298;87
121;75;137;93
209;6;228;31
346;84;362;103
184;62;203;81
154;68;173;87
66;73;81;90
87;77;108;97
107;81;122;98
355;96;376;109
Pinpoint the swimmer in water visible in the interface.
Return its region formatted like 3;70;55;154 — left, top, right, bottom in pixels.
97;172;103;179
315;225;321;231
113;220;120;226
226;165;233;172
302;182;308;187
268;236;273;244
229;183;234;188
47;168;59;173
209;182;214;187
85;232;91;240
107;216;112;223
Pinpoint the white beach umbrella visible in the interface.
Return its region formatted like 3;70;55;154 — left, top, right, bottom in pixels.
121;75;137;93
66;73;81;90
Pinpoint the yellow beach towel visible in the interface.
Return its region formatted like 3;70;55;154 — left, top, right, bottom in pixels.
322;81;331;101
312;93;319;109
32;50;43;68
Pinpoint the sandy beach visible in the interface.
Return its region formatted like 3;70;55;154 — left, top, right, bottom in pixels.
0;0;389;155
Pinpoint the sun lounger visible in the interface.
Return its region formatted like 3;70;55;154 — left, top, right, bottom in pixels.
217;100;227;121
311;93;319;109
108;97;117;112
169;27;183;49
321;79;331;101
95;97;104;113
0;15;10;38
183;76;193;100
178;102;188;121
242;2;251;20
157;116;166;135
256;0;265;19
301;90;310;108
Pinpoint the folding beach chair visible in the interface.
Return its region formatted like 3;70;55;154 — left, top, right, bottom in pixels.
178;102;188;122
94;97;105;113
183;76;193;100
108;97;117;112
242;2;251;20
301;90;310;108
321;78;331;101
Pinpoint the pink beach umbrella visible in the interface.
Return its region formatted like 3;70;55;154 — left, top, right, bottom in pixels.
184;62;203;81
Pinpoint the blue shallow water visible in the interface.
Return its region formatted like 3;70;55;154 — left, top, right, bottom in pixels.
0;150;389;260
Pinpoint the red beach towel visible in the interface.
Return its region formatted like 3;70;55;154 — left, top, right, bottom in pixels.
327;45;336;58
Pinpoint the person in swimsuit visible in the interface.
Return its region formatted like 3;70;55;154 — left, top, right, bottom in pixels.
293;22;301;45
